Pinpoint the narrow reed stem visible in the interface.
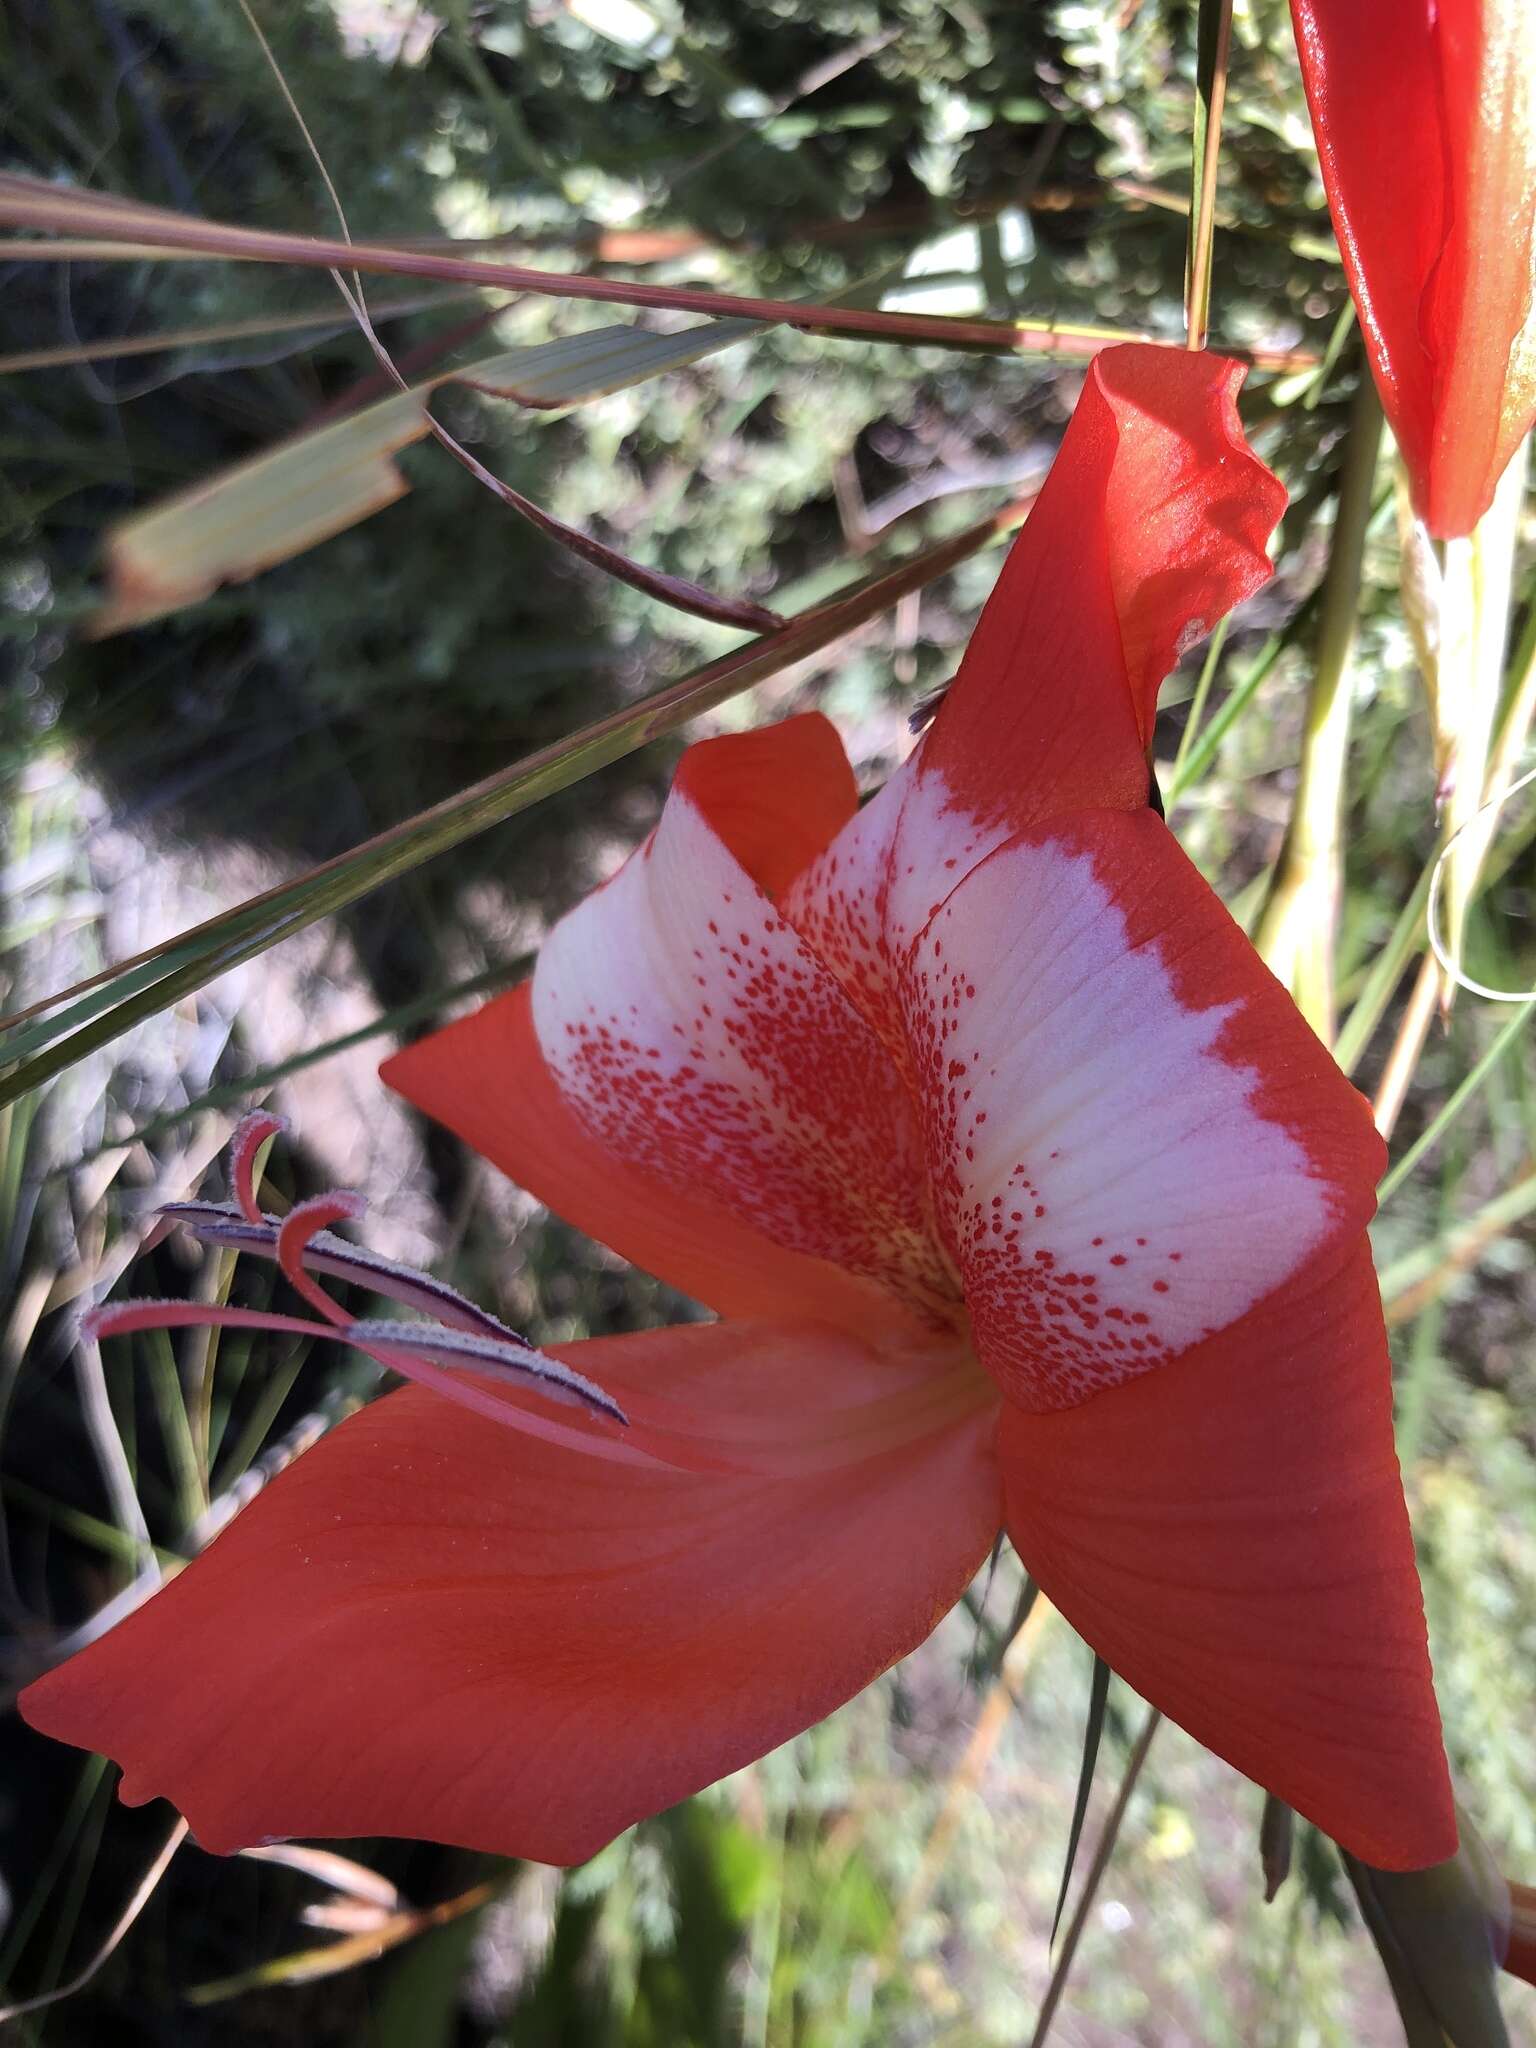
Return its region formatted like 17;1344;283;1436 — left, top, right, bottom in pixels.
1252;374;1384;1040
1185;0;1235;348
1028;1708;1162;2048
1371;433;1529;1133
1435;439;1529;991
1374;953;1441;1140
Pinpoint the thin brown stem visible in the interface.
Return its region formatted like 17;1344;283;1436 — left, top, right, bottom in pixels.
1028;1707;1162;2048
0;176;1318;371
1185;0;1235;348
1373;954;1442;1140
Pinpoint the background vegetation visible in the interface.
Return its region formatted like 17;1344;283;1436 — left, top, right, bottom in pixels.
1;0;1534;2041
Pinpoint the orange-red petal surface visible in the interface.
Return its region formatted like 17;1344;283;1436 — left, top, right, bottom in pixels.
382;983;931;1346
920;344;1285;833
1001;1237;1455;1870
525;739;956;1324
897;807;1383;1409
389;710;954;1337
23;1321;1000;1864
670;712;858;900
783;345;1286;1052
1292;0;1536;537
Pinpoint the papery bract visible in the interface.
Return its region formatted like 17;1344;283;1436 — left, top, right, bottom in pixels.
1290;0;1536;537
23;346;1456;1876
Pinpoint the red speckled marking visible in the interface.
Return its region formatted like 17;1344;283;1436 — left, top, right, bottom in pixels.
895;816;1335;1409
534;790;958;1328
784;746;1009;1073
535;746;1374;1415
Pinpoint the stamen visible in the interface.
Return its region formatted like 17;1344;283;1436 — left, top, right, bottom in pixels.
81;1300;637;1439
344;1320;627;1421
82;1299;339;1346
160;1202;524;1341
82;1125;640;1443
86;1123;991;1483
276;1192;367;1327
229;1111;288;1225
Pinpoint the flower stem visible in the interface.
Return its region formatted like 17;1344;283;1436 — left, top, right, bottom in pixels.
1252;373;1384;1041
1371;433;1530;1132
1434;438;1531;991
1372;952;1442;1140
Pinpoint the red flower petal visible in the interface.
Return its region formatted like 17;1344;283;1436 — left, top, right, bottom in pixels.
1001;1235;1455;1871
896;806;1382;1409
921;344;1285;832
783;345;1286;1049
669;711;858;900
1292;0;1536;537
384;984;930;1343
385;714;944;1340
527;764;957;1319
22;1321;1000;1864
419;724;959;1333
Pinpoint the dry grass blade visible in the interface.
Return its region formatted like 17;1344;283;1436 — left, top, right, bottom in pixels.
1051;1655;1111;1944
185;1878;498;2003
411;380;780;634
241;1845;401;1911
1381;1160;1536;1325
0;291;472;375
0;174;1316;369
1379;997;1536;1206
1374;440;1532;1135
57;956;528;1169
88;318;762;634
0;1820;189;2023
222;0;776;636
1259;1795;1294;1902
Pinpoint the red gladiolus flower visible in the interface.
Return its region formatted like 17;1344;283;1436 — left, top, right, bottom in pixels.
1290;0;1536;538
22;346;1456;1874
